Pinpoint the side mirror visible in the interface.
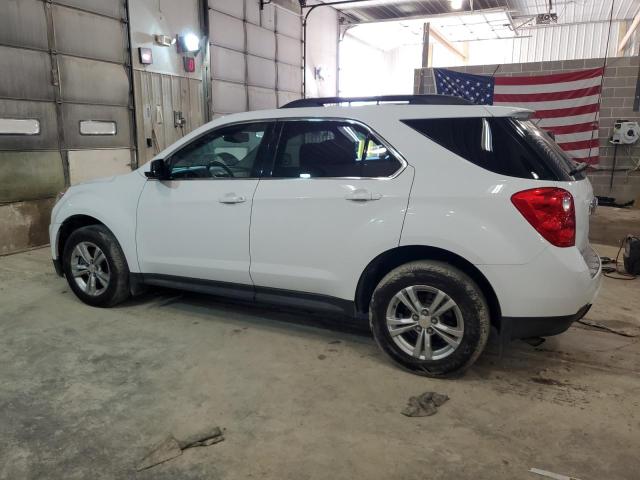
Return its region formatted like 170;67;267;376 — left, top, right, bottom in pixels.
145;159;170;180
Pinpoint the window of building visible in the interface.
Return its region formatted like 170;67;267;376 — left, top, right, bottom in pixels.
0;118;40;135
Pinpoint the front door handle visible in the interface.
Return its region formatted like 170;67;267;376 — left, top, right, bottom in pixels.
219;193;246;204
345;189;382;201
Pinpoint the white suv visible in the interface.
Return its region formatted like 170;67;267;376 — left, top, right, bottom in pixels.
50;95;602;376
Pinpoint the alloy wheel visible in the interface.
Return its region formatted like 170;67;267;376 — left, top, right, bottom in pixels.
385;285;464;361
70;241;110;296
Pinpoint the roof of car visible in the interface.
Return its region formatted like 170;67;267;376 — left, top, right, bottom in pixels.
149;98;531;164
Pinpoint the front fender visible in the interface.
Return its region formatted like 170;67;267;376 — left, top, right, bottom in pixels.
50;172;145;273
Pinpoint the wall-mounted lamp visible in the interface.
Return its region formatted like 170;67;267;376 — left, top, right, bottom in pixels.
177;32;201;53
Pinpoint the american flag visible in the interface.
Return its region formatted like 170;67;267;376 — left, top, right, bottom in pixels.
434;67;603;165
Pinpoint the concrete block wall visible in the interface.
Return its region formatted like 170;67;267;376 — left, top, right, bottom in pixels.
415;57;640;203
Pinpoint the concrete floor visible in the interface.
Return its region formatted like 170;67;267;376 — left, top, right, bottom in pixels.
1;246;639;480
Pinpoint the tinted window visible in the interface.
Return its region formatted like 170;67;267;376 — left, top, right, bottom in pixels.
169;122;267;179
271;121;401;178
402;117;579;181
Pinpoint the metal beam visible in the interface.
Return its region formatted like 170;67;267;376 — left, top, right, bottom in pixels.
430;25;467;60
619;8;640;53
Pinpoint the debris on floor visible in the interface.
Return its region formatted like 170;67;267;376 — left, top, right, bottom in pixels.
577;318;639;337
137;426;225;471
529;467;582;480
401;391;449;417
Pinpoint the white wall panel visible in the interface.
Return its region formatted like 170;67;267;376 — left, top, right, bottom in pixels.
211;46;245;83
277;34;301;66
248;86;277;111
68;149;131;185
260;4;276;31
248;56;276;89
278;62;302;93
209;10;245;51
208;0;243;18
212;81;247;113
277;8;301;39
247;24;276;59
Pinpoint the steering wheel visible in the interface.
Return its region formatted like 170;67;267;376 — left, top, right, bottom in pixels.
206;160;234;178
214;152;239;166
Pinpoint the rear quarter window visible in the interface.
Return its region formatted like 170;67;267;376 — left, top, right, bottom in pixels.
402;117;577;181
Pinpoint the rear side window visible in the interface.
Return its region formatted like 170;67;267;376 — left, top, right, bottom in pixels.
402;117;576;181
271;120;402;178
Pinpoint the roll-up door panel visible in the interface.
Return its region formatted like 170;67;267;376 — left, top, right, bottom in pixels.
277;34;301;66
209;0;243;18
210;11;245;51
248;86;277;111
247;56;276;89
0;47;55;101
0;100;58;151
53;5;125;63
277;9;301;39
278;63;302;93
54;0;124;19
62;104;131;149
247;24;276;59
212;81;247;114
245;0;260;25
260;4;276;31
211;46;245;83
277;91;301;108
0;151;65;204
0;0;48;50
59;57;129;106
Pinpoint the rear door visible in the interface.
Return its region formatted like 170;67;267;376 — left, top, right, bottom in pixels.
249;119;414;303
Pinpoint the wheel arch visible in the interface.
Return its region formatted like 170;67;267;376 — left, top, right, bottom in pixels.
355;245;502;327
56;214;109;261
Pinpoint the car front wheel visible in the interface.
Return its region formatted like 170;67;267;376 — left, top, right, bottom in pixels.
62;225;130;307
370;260;490;377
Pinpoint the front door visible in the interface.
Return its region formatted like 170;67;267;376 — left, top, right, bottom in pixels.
249;119;414;303
136;121;273;286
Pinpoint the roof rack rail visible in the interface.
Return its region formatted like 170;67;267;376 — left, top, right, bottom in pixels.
280;95;473;108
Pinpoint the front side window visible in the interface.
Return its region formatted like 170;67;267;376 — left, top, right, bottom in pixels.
169;122;268;179
271;120;402;178
402;117;579;181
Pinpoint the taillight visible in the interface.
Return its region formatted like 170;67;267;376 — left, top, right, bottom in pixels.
511;187;575;247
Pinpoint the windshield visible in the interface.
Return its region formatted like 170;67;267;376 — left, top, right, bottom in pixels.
516;120;587;180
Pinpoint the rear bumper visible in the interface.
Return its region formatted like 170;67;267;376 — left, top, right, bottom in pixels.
501;304;591;340
478;244;602;318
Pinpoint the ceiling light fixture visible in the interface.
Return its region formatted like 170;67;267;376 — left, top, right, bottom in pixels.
450;0;463;9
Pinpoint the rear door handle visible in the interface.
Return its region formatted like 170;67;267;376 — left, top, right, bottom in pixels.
345;189;382;201
219;193;246;204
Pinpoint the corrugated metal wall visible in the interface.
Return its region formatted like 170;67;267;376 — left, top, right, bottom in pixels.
511;21;638;63
0;0;135;255
208;0;302;117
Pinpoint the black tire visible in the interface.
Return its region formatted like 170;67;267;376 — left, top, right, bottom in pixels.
62;225;131;307
370;260;490;377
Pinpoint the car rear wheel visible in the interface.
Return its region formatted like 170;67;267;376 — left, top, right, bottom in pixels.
62;225;130;307
370;260;490;377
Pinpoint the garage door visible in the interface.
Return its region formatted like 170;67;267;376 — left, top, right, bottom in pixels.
208;0;302;116
0;0;135;254
0;0;135;195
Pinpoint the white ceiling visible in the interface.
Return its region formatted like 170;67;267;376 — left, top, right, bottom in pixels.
346;9;516;50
